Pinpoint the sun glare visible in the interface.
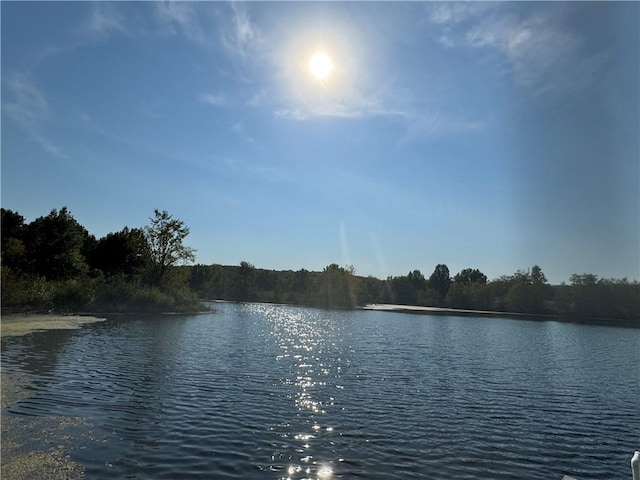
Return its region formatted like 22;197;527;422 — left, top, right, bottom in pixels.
309;51;334;81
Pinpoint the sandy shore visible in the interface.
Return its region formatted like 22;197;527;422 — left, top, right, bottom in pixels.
1;314;106;338
1;314;106;479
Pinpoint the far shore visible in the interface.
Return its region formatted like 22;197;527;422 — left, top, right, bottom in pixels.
362;303;557;318
362;303;639;327
1;314;106;338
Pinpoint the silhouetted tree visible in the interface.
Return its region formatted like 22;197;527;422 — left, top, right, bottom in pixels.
429;264;451;303
445;282;471;309
531;265;547;285
390;269;427;305
238;260;256;301
505;265;550;314
317;264;357;308
1;208;25;245
24;207;92;280
453;268;487;285
1;208;27;272
89;227;151;278
144;209;196;283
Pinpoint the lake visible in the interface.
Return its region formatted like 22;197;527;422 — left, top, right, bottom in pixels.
2;303;638;479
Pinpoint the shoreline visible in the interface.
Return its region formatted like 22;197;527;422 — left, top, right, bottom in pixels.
1;314;107;479
361;303;557;319
1;314;106;338
361;303;639;328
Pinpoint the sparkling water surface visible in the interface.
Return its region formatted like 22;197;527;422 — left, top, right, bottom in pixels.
2;303;639;479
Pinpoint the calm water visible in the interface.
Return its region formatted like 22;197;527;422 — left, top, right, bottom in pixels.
2;303;639;479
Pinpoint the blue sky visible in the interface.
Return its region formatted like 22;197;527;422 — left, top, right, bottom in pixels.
2;2;638;284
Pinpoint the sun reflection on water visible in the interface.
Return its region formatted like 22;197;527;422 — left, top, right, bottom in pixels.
252;304;349;479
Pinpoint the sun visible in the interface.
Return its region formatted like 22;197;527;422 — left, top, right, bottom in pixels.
308;51;334;81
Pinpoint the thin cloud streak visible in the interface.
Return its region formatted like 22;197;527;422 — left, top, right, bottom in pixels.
3;74;67;158
400;112;485;144
221;2;262;59
231;120;256;145
82;2;127;40
429;4;609;96
199;93;227;107
4;75;49;122
428;2;495;25
155;1;205;46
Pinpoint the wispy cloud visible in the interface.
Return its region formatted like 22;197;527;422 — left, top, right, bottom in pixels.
30;132;67;159
155;1;204;44
199;93;227;107
4;75;48;123
154;2;262;58
274;79;481;142
428;4;608;96
275;103;374;121
400;111;484;143
274;78;407;121
428;2;494;25
83;2;126;40
154;2;263;85
246;89;267;107
3;74;67;158
231;120;256;145
221;2;262;59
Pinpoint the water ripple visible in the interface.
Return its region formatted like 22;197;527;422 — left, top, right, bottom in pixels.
2;305;638;479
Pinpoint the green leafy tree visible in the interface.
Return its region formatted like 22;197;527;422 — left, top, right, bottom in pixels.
24;207;92;280
144;209;196;283
1;208;25;239
453;268;487;285
2;237;27;273
90;227;151;278
565;273;639;319
1;209;27;271
506;265;550;314
446;282;471;309
531;265;547;285
429;264;451;303
390;269;427;305
358;276;385;305
238;260;256;301
570;273;598;286
317;264;357;309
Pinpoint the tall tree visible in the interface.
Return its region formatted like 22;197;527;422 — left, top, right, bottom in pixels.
24;207;92;280
531;265;547;285
454;268;487;285
505;265;550;314
429;263;451;302
317;264;357;309
238;260;256;301
144;209;196;282
1;208;25;245
90;227;151;278
1;208;27;272
391;270;426;305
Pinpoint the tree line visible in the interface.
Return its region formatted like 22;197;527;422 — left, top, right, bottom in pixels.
1;207;199;313
2;207;638;323
187;261;639;323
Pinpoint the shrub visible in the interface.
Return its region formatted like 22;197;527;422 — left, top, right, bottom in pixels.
52;279;96;312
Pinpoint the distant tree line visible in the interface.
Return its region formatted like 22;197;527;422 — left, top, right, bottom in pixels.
2;207;638;323
187;261;639;323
